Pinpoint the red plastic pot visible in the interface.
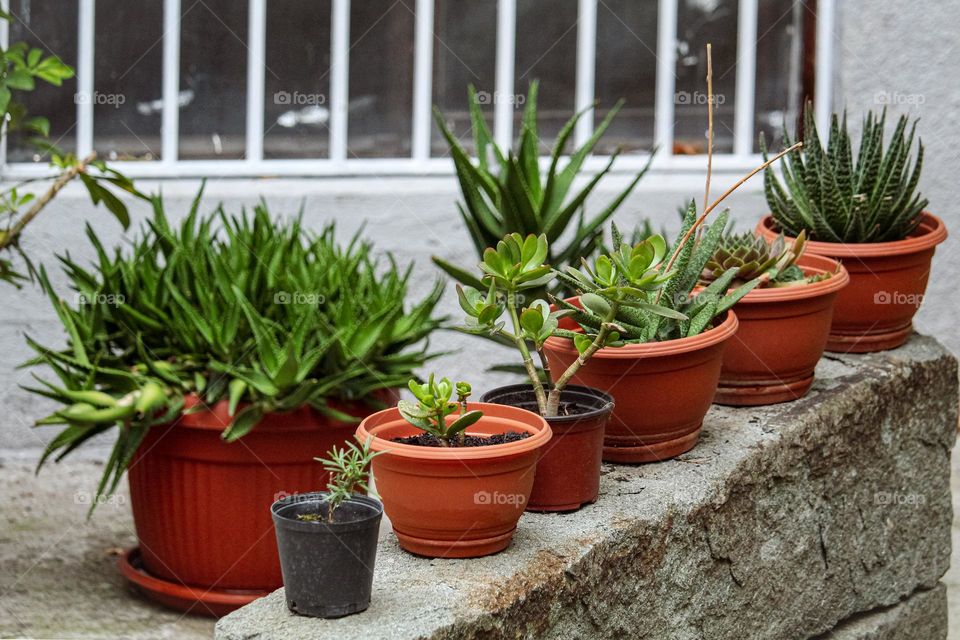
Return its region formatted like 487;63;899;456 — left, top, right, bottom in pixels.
355;402;551;558
756;213;947;352
124;392;393;615
542;307;738;464
714;254;850;406
480;384;614;512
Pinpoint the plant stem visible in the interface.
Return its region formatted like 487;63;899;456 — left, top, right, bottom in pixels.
506;292;548;413
545;302;619;416
536;345;552;392
1;152;97;250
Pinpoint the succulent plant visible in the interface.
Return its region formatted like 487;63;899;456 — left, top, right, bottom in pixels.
432;81;653;292
397;375;483;446
762;107;927;243
24;190;445;508
701;229;810;287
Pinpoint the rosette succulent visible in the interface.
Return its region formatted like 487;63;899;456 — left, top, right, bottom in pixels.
701;229;812;287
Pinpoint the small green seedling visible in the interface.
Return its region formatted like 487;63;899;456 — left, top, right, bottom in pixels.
300;437;383;523
397;375;483;446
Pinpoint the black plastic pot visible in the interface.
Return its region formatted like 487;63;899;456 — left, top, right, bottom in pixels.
271;492;382;618
480;384;613;512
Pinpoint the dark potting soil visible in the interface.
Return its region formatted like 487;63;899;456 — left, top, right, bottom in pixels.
391;432;531;447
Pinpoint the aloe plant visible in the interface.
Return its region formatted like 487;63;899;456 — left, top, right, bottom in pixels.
762;107;927;243
23;189;445;507
397;375;483;446
432;81;654;291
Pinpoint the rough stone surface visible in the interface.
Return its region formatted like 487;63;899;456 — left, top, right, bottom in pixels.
215;335;958;640
817;584;947;640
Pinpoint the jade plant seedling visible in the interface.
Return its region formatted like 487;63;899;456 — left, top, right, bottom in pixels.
299;438;382;524
397;375;484;446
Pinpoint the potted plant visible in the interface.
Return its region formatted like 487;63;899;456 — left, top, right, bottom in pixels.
24;193;444;614
757;108;947;352
454;232;633;511
699;230;850;405
355;375;551;558
272;439;383;618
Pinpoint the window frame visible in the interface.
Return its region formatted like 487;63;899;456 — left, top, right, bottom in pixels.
0;0;835;180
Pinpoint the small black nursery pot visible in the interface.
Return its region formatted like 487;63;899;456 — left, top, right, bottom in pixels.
271;492;382;618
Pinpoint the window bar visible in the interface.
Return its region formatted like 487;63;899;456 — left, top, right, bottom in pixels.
653;0;678;159
574;0;597;147
0;0;8;168
411;0;434;161
494;0;516;150
733;0;758;156
245;0;266;163
162;0;181;163
330;0;350;163
814;0;835;130
76;0;95;158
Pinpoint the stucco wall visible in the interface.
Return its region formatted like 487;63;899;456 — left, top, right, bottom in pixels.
833;0;958;356
1;0;956;452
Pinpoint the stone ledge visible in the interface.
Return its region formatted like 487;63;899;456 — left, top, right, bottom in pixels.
816;583;947;639
216;335;958;640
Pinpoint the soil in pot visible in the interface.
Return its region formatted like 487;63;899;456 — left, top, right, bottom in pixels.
391;432;530;447
542;309;738;464
480;385;614;512
756;213;947;353
272;492;382;618
356;402;551;558
714;253;850;406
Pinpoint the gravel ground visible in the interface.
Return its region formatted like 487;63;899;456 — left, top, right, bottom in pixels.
1;437;958;640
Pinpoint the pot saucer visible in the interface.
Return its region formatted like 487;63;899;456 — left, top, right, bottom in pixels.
118;547;269;617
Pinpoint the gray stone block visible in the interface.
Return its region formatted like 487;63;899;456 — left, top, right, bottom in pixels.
215;335;958;640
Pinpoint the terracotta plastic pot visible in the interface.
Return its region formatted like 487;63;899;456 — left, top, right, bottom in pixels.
756;213;947;352
355;402;551;558
480;384;614;512
124;392;394;615
271;493;382;618
714;254;850;406
542;307;738;464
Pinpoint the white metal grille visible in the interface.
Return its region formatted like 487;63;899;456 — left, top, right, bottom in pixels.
0;0;834;179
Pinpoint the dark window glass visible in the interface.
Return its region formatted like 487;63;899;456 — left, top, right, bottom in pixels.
348;0;414;158
178;0;248;159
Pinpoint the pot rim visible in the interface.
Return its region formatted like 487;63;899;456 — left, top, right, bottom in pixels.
756;212;947;258
479;384;614;423
543;308;739;359
355;401;551;460
736;253;850;303
271;492;383;533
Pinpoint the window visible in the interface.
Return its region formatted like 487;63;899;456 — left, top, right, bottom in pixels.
0;0;832;178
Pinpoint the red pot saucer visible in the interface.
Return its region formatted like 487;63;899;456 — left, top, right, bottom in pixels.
118;547;269;618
